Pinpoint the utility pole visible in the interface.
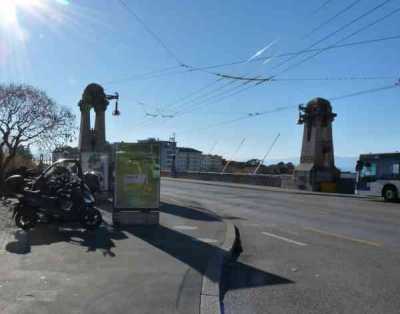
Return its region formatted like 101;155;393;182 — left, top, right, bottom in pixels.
253;133;280;175
221;138;246;174
208;140;218;155
170;133;177;177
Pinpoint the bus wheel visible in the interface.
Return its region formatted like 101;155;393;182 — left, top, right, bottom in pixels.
383;185;398;202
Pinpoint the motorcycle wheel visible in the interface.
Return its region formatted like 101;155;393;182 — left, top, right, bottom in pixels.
15;212;37;230
81;209;102;230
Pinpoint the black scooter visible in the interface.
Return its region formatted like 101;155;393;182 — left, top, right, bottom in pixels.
6;159;102;231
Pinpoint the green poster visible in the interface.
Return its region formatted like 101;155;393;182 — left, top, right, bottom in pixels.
114;142;160;209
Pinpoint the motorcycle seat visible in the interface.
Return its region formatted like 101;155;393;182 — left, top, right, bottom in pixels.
15;193;24;200
23;189;41;197
41;195;58;202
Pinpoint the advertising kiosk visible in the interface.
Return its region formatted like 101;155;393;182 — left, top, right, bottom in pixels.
112;142;160;225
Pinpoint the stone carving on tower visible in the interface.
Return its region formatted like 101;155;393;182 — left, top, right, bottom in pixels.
293;97;340;191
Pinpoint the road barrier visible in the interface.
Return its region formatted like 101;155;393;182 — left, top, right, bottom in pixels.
162;171;283;187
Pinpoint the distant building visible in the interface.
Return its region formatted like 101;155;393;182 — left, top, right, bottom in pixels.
201;154;224;172
138;138;177;172
176;147;202;172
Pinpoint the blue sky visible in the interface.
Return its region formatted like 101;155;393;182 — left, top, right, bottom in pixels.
0;0;399;163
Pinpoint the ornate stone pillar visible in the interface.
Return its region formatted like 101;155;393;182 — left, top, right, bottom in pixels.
294;97;339;191
78;100;91;152
94;101;108;152
80;83;109;152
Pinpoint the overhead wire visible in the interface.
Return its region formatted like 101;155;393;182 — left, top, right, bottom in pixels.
183;34;400;73
275;76;398;81
137;31;400;127
140;26;400;129
164;79;224;111
141;75;398;120
117;0;185;66
104;65;184;85
177;80;399;135
135;79;237;123
171;80;260;118
104;35;400;86
204;7;400;84
275;7;400;76
169;31;400;118
329;82;399;101
304;0;363;38
272;0;394;71
204;74;398;83
115;1;398;135
312;0;334;15
131;79;255;131
168;79;237;113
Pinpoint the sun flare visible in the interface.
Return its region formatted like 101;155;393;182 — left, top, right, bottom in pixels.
0;1;18;25
0;0;41;26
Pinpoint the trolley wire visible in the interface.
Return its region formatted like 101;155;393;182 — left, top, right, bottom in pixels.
312;0;334;15
276;7;400;77
177;80;399;134
184;34;400;74
304;0;363;38
117;0;185;66
104;35;400;86
104;65;184;85
272;0;394;71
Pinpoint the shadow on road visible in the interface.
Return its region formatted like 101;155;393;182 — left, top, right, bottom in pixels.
125;224;219;278
122;222;292;293
118;202;293;291
5;201;293;294
6;222;127;257
160;202;221;221
221;260;294;299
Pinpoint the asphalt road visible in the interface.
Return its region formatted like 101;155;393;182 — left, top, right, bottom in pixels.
162;178;400;314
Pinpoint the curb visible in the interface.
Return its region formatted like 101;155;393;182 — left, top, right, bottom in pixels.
0;231;13;254
200;221;238;314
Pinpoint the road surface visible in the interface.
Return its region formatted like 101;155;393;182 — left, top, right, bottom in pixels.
162;178;400;314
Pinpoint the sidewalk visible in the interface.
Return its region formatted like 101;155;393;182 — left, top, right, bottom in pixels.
0;199;227;314
0;200;16;255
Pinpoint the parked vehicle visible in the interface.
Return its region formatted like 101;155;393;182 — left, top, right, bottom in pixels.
5;159;103;230
355;153;400;202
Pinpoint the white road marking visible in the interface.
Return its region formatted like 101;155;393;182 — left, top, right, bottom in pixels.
262;231;308;246
304;227;382;247
173;225;198;230
197;238;218;243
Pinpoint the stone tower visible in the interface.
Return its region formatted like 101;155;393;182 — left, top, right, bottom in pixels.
294;97;339;191
78;83;109;152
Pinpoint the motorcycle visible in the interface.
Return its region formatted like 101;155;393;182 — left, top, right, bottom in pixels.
5;159;103;231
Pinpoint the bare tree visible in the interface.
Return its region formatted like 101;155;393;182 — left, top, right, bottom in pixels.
0;84;76;193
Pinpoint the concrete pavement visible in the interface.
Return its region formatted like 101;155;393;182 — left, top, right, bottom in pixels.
0;199;228;314
162;177;400;314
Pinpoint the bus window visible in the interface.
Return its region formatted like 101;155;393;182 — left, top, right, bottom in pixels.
392;163;399;175
361;162;376;178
